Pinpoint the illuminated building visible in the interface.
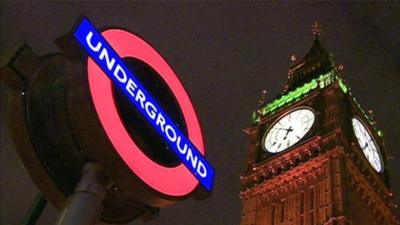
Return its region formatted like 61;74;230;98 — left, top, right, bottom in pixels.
239;23;399;225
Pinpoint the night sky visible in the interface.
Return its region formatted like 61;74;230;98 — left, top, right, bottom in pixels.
1;2;399;225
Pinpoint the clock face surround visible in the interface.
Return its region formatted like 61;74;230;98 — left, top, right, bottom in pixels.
351;117;384;172
263;107;316;153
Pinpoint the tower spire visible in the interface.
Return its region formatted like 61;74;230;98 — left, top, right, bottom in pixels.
311;21;322;37
283;21;332;93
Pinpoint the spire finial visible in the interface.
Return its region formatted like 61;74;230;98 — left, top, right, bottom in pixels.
258;89;267;107
290;54;297;62
311;21;322;37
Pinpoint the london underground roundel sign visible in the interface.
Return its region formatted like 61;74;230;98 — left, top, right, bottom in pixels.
74;18;214;195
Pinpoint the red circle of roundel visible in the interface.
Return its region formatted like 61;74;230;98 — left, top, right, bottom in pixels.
87;29;204;196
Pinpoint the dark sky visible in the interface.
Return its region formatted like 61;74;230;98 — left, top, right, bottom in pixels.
1;2;399;225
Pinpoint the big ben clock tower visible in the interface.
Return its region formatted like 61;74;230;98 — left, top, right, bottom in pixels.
239;23;399;225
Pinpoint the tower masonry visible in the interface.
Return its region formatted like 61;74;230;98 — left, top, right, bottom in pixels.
239;24;399;225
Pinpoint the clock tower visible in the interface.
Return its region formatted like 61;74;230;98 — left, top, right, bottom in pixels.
239;23;399;225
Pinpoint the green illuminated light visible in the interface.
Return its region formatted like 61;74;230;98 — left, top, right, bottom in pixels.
351;96;383;138
352;97;371;121
339;79;348;93
251;70;385;140
252;70;336;123
251;111;261;124
310;79;318;89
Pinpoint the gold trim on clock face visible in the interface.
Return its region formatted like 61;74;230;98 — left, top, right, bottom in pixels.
351;117;384;172
263;107;315;153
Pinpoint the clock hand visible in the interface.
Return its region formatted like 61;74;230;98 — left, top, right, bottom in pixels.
362;142;369;150
272;127;293;131
283;127;293;140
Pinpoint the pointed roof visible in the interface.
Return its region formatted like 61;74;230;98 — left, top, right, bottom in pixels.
283;23;334;93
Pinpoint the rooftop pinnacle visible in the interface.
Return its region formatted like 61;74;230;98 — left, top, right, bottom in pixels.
311;21;322;37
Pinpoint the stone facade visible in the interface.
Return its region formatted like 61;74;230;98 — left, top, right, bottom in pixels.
240;28;398;225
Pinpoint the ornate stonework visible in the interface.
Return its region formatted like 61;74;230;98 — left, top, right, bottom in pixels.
240;26;398;225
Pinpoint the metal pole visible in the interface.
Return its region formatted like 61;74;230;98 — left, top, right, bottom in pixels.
21;193;47;225
55;163;111;225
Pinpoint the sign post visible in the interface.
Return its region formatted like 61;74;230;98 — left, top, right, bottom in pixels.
55;163;111;225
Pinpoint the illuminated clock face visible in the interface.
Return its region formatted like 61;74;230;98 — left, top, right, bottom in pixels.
263;108;315;153
351;117;383;172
